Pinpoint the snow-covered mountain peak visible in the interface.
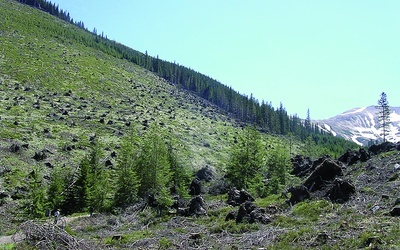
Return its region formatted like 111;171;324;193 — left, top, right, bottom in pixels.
317;106;400;146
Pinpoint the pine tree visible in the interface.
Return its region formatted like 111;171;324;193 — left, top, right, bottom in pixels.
376;92;391;142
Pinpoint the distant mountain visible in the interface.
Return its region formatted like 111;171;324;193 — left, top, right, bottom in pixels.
317;106;400;146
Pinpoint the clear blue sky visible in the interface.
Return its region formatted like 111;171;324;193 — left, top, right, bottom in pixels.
50;1;400;120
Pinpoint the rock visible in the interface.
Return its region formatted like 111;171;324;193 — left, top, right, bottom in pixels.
0;191;10;199
368;142;396;155
338;149;360;166
226;188;255;206
389;206;400;216
304;159;342;191
359;148;370;162
33;150;47;161
326;178;356;203
235;201;271;224
196;165;215;182
291;155;314;177
189;178;203;196
188;195;207;216
9;143;21;153
225;211;236;221
394;198;400;206
394;164;400;172
288;185;310;205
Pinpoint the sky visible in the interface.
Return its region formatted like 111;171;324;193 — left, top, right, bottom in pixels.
49;1;400;120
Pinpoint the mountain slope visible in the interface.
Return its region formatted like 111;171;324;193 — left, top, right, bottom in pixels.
318;106;400;146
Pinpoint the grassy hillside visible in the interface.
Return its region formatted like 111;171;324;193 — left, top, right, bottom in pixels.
0;0;247;170
3;1;398;249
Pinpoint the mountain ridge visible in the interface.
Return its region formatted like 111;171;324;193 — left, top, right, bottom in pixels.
317;105;400;146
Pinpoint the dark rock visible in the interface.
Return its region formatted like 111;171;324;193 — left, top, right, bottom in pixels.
304;159;342;191
9;143;21;153
326;178;355;203
235;201;271;224
226;187;255;206
44;162;54;168
368;142;396;155
196;165;215;182
291;155;314;177
0;191;10;199
189;178;203;196
225;211;236;221
288;185;310;205
338;150;359;166
33;150;47;161
105;159;113;167
359;148;370;162
188;195;207;216
389;206;400;216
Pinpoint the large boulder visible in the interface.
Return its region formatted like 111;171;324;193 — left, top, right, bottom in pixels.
304;158;342;191
368;142;396;155
226;188;255;206
326;178;356;203
288;185;310;205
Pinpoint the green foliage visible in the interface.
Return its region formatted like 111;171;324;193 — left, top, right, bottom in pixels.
47;165;66;211
61;141;112;214
376;92;391;142
24;166;47;218
291;200;332;222
226;126;265;191
114;133;140;208
103;230;153;245
135;125;173;209
158;237;173;250
265;142;291;195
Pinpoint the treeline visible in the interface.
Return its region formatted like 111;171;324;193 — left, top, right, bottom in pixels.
16;0;357;154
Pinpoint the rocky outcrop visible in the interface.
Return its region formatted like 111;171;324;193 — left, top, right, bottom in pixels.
326;178;356;203
368;142;397;155
303;158;342;191
226;188;255;206
338;148;370;166
226;201;272;224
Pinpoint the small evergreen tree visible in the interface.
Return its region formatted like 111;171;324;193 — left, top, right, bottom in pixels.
25;166;47;218
226;126;265;191
114;133;140;208
47;165;66;211
265;142;290;195
376;92;391;142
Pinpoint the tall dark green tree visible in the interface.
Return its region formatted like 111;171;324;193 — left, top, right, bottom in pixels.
376;92;391;142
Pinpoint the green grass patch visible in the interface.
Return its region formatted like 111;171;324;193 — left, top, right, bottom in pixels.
103;230;153;245
291;200;333;222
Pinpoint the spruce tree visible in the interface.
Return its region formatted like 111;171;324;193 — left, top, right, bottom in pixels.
376;92;391;142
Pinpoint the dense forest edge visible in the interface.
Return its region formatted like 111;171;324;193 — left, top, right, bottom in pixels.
15;0;357;157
